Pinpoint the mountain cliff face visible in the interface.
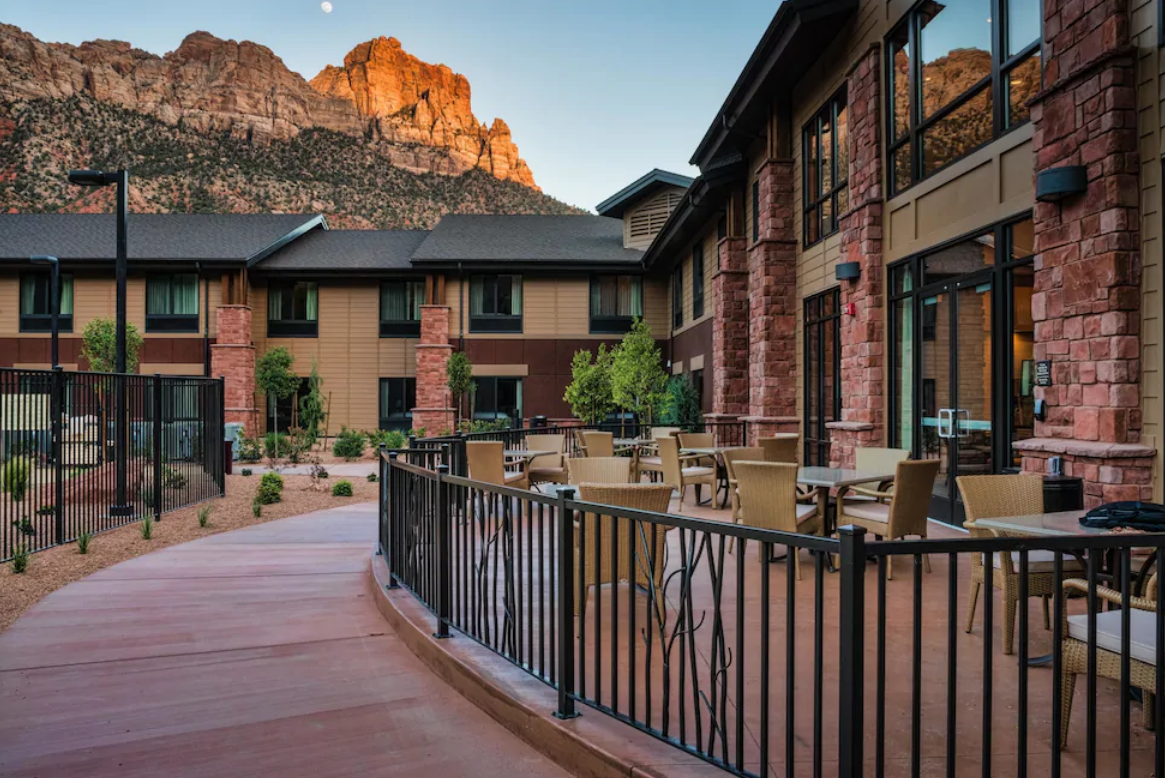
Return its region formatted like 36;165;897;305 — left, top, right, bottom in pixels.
0;24;537;188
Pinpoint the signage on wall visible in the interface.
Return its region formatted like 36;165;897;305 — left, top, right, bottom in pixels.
1035;360;1053;387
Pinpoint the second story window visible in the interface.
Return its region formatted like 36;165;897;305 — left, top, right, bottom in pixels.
672;264;683;329
380;280;424;337
268;281;318;337
590;275;642;334
751;180;760;242
887;0;1041;194
803;91;848;245
469;274;522;333
146;273;199;333
692;243;705;318
19;272;73;333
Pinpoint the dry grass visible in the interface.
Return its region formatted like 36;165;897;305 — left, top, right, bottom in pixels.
0;473;379;633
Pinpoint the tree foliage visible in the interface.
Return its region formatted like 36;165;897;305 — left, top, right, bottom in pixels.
256;347;299;456
446;351;473;424
563;344;615;425
656;375;703;428
80;318;144;374
299;361;327;443
610;319;667;424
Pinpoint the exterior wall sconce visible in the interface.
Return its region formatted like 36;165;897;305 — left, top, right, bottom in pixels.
1036;166;1087;202
835;261;861;281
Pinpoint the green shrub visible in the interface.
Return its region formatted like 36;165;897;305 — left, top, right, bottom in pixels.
332;480;354;497
241;468;253;477
367;472;379;483
11;545;28;574
77;531;92;554
138;484;155;508
162;465;188;490
36;504;55;516
236;436;262;463
198;505;211;528
332;427;366;460
2;456;31;502
256;471;283;505
264;432;291;460
252;500;262;518
366;429;407;449
140;516;153;540
11;516;35;537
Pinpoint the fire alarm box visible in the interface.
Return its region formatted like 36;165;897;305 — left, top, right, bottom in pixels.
842;302;857;316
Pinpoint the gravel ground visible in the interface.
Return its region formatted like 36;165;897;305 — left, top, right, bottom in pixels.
0;473;380;634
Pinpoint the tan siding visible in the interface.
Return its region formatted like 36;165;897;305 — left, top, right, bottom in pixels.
624;186;686;250
672;223;718;338
1142;0;1163;497
0;275;17;335
642;277;668;335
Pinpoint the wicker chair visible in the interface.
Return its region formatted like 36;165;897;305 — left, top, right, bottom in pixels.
848;446;912;501
573;483;673;616
658;436;715;506
837;459;939;579
957;473;1083;655
525;434;566;485
721;447;765;529
582;431;615;458
676;432;716;468
465;441;529;489
573;428;589;457
1057;574;1159;746
651;427;681;440
567;456;631;485
760;434;800;463
734;461;822;577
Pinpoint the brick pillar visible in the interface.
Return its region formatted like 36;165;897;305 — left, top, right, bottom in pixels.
413;305;455;434
209;305;258;433
744;159;800;443
1017;0;1154;504
708;236;749;430
830;46;885;468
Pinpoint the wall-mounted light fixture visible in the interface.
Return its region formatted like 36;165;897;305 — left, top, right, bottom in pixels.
1036;166;1087;202
835;261;861;281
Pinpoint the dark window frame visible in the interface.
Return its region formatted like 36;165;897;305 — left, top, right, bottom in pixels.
672;264;684;329
802;89;849;246
267;377;311;434
886;0;1042;195
803;288;842;466
379;279;425;338
19;271;74;333
751;180;761;242
145;273;201;333
379;377;417;431
473;376;522;421
267;280;319;338
469;274;523;334
589;274;643;334
692;243;705;319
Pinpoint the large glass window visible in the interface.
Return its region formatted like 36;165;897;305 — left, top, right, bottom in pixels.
379;377;417;431
469;274;522;333
590;274;643;334
380;280;424;337
803;90;849;245
804;289;841;466
268;281;318;337
146;273;199;333
474;377;522;421
887;0;1041;194
672;264;684;329
692;243;705;318
19;272;74;333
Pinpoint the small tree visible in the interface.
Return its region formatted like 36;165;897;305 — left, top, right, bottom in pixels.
563;344;615;424
446;351;473;425
81;318;144;373
611;318;667;426
656;374;703;428
299;361;327;446
256;347;300;459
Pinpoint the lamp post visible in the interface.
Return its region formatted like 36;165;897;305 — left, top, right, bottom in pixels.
67;169;132;517
30;255;60;368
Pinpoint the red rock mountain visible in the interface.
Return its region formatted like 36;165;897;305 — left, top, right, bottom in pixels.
0;25;537;188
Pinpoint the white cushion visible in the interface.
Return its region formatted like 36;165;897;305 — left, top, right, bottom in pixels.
842;501;891;523
639;456;662;466
503;471;527;485
992;550;1085;573
682;466;715;477
795;504;818;525
1067;609;1159;665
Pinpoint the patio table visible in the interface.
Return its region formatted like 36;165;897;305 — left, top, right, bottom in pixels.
798;466;897;536
681;446;740;507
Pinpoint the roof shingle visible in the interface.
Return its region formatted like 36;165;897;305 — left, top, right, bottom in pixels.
411;215;644;265
257;229;430;271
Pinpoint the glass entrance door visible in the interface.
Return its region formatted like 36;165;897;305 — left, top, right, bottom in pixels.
919;277;994;523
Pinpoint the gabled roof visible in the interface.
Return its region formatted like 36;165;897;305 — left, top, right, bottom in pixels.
0;213;323;264
411;215;645;267
256;228;430;272
595;169;695;218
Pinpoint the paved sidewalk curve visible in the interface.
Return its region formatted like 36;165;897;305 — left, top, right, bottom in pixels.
0;503;571;778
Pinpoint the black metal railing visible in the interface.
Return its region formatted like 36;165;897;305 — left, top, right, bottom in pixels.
380;453;1165;777
0;367;225;561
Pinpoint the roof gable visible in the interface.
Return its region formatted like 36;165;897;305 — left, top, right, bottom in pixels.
595;169;694;218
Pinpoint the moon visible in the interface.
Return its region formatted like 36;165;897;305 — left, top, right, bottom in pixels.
321;1;333;12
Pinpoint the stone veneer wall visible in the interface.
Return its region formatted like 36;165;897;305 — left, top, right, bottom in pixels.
210;304;258;433
708;235;750;437
413;305;455;434
1019;0;1153;504
830;46;886;469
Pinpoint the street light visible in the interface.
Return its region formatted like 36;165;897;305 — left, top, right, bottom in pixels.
30;255;60;369
67;168;132;517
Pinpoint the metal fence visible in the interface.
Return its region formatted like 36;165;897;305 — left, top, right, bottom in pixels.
380;452;1165;778
0;367;225;560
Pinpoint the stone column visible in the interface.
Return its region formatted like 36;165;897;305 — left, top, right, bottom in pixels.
829;46;885;468
708;235;749;437
209;304;258;434
1018;0;1154;504
412;305;455;434
744;159;800;443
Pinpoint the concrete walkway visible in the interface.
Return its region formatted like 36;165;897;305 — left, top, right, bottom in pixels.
243;462;379;477
0;503;570;778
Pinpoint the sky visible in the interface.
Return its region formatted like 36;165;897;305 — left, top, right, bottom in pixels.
2;0;782;211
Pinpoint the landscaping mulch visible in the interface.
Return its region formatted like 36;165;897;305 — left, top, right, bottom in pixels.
0;472;379;633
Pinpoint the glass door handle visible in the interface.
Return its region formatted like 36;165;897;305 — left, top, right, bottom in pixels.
937;409;953;439
956;409;971;439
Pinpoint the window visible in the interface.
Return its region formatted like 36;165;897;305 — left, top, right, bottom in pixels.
672;264;684;329
379;378;417;431
691;369;705;412
474;377;522;421
803;91;849;245
380;280;424;337
717;216;727;241
19;272;74;333
804;289;841;466
469;274;522;333
268;281;318;337
589;275;642;334
887;0;1041;194
267;378;310;433
146;273;199;333
692;244;705;319
751;180;760;242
